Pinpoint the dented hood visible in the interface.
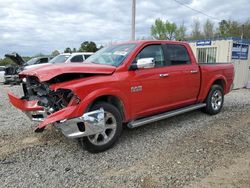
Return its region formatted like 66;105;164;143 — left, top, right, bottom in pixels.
19;62;116;82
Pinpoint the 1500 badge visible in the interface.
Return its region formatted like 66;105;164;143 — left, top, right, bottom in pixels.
131;86;142;93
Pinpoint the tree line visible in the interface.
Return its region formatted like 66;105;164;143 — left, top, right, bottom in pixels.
151;18;250;41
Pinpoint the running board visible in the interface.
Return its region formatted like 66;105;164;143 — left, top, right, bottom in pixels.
128;103;206;128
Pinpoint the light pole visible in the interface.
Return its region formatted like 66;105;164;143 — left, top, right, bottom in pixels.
131;0;136;40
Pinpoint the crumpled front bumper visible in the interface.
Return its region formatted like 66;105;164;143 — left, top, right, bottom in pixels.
8;92;106;138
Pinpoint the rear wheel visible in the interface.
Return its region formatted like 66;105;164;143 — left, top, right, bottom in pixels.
203;85;224;115
80;102;123;153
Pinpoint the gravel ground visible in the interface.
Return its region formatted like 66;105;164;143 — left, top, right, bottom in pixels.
0;83;250;188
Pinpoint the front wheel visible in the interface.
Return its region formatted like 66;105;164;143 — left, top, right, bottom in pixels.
80;102;123;153
203;85;224;115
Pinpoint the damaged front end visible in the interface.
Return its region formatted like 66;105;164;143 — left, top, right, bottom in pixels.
8;76;105;138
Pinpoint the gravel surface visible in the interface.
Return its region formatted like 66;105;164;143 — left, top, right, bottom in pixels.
0;83;250;188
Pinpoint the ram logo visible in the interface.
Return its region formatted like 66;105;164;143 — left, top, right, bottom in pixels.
131;86;142;93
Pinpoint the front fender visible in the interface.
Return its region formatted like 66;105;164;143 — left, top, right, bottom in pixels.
75;88;130;122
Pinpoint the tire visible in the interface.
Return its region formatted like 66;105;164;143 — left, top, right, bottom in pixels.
203;84;224;115
80;102;123;153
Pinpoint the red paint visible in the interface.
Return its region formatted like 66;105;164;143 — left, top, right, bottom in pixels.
36;105;79;130
8;92;43;111
19;63;116;82
8;40;234;130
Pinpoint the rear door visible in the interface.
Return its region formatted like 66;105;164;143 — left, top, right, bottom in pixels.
162;44;200;106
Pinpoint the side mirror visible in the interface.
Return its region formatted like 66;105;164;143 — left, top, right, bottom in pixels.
137;58;155;69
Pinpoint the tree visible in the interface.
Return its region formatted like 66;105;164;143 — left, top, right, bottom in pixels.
175;23;186;41
0;57;12;66
203;19;214;39
218;19;242;38
218;20;230;37
79;41;98;52
243;20;250;39
151;19;177;40
51;50;60;56
72;48;77;52
151;19;167;40
64;47;72;53
191;19;203;40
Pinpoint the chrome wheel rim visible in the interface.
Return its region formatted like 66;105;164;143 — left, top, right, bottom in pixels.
87;112;117;146
211;90;223;111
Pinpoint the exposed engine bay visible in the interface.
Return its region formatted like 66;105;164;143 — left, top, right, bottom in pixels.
21;74;84;114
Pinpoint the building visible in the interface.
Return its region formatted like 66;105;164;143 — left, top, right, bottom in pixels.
189;37;250;89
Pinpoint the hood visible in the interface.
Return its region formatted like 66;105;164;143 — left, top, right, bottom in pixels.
23;63;51;70
5;53;26;66
19;62;116;82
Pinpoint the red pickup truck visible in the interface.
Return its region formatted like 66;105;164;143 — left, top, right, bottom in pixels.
8;40;234;152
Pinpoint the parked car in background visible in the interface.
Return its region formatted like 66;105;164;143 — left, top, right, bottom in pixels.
0;66;5;82
4;53;53;84
49;52;94;64
8;40;234;153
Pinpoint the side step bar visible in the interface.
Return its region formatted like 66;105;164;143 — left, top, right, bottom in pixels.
128;103;206;128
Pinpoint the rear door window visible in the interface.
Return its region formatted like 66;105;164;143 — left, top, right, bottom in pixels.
39;58;48;63
84;54;91;59
164;44;191;65
70;55;84;63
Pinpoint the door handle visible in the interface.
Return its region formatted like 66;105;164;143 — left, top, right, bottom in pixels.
190;70;198;74
159;73;169;77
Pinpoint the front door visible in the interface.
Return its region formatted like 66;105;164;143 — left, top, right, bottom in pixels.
128;44;170;118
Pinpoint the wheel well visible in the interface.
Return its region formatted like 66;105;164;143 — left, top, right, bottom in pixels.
212;79;225;92
89;95;125;121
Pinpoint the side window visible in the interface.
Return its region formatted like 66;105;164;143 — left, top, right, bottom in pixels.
84;54;91;59
71;55;83;63
135;45;165;67
40;58;48;63
164;45;190;65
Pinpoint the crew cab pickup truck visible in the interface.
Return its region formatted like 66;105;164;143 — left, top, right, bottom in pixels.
8;41;234;153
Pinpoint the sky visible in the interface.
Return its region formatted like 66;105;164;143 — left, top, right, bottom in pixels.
0;0;249;58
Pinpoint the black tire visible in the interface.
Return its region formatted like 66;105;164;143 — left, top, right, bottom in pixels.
203;84;224;115
80;102;123;153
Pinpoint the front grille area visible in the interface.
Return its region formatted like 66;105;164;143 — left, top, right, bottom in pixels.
5;66;17;75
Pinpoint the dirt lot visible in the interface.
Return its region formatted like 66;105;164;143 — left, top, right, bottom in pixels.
0;83;250;188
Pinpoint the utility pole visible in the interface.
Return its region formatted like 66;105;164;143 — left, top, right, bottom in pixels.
131;0;136;40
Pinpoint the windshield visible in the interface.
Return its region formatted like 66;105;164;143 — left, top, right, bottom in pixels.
25;58;39;65
49;54;70;64
86;44;136;67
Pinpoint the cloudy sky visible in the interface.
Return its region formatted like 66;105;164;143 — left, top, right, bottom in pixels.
0;0;249;57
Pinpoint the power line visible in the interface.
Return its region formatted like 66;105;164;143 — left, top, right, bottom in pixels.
173;0;221;21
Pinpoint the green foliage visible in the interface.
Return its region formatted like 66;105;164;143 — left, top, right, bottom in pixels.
0;56;31;66
72;48;77;52
51;50;60;56
79;41;98;52
0;57;12;66
151;19;179;40
191;19;203;40
64;47;72;53
203;19;214;39
218;19;243;38
151;18;250;41
175;23;186;41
